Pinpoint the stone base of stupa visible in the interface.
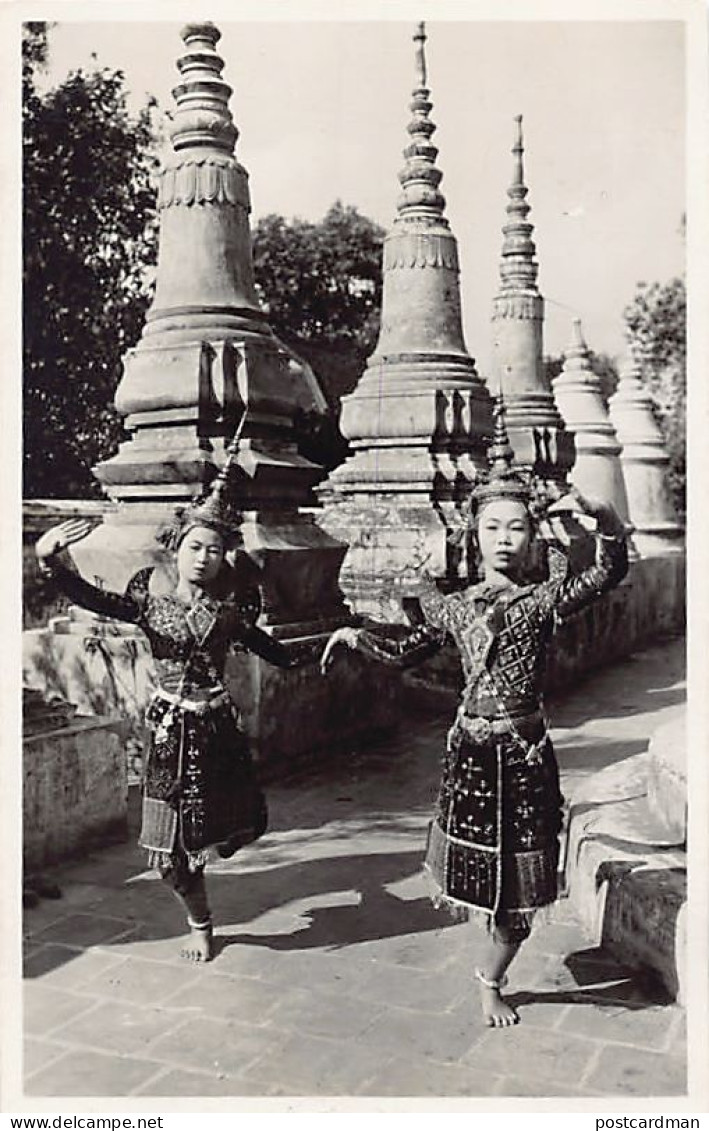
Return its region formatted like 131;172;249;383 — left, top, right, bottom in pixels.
564;705;687;1003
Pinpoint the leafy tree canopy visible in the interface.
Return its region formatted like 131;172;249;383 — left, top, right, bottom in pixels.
623;276;686;517
252;201;385;356
23;22;159;498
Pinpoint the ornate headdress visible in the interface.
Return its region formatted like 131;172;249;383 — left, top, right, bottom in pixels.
470;395;531;513
157;423;245;552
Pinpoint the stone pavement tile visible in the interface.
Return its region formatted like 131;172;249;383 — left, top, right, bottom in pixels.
24;1049;165;1097
97;935;189;968
563;945;637;980
49;1000;183;1056
78;878;161;913
528;955;641;1003
356;960;465;1013
247;948;373;997
30;912;135;948
456;993;571;1032
357;1003;486;1065
493;1075;601;1098
23;903;76;940
585;1043;687;1096
47;856;138;889
42;883;115;912
24;983;98;1037
81;956;201;1007
335;928;456;972
460;1024;598;1084
242;1031;391;1095
558;1000;684;1052
24;1038;68;1077
206;937;296;980
146;1015;282;1079
23;943;124;988
523;920;596;960
362;1054;503;1097
265;985;386;1040
161;970;290;1025
668;1010;686;1060
134;1068;285;1098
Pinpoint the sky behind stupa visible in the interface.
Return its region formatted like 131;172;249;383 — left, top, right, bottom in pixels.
42;17;685;377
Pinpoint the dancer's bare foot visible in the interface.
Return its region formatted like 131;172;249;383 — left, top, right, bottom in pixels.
180;920;213;963
476;969;519;1027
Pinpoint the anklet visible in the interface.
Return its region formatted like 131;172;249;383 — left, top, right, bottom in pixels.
475;967;508;990
187;916;212;931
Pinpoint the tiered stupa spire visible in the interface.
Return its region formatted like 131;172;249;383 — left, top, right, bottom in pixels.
143;22;264;340
394;22;447;227
320;23;492;618
490;116;574;484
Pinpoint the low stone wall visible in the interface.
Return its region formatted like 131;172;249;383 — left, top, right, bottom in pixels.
23;717;128;872
226;646;402;776
547;552;685;694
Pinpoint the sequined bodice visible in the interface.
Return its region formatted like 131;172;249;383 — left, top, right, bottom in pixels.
125;568;261;696
139;595;230;694
421;582;556;715
356;535;629;719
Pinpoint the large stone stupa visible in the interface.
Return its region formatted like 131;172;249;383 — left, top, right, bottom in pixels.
72;22;348;638
320;22;492;620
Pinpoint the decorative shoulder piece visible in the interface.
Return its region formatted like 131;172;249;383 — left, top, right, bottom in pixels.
418;581;451;631
546;543;569;585
532;543;569;617
125;567;154;609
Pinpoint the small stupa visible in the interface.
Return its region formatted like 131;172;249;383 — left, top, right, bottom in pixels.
553;319;632;527
608;348;683;555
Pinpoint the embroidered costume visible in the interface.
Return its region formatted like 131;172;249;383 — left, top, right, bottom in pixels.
353;532;627;930
41;558;313;872
355;533;628;931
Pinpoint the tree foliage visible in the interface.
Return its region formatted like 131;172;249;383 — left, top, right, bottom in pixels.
252;202;385;356
23;23;159;498
623;277;686;516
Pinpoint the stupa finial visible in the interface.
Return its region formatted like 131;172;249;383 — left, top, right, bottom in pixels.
498;113;538;292
567;316;588;357
512;114;524;187
395;21;447;223
169;22;238;153
414;21;427;87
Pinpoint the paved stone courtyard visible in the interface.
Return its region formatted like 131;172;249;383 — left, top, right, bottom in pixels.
21;639;687;1100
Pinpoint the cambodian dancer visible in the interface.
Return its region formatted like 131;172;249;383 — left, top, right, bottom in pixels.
35;483;316;964
322;399;628;1027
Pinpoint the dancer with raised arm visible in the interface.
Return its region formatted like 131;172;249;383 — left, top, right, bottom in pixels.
322;399;628;1027
35;481;316;963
